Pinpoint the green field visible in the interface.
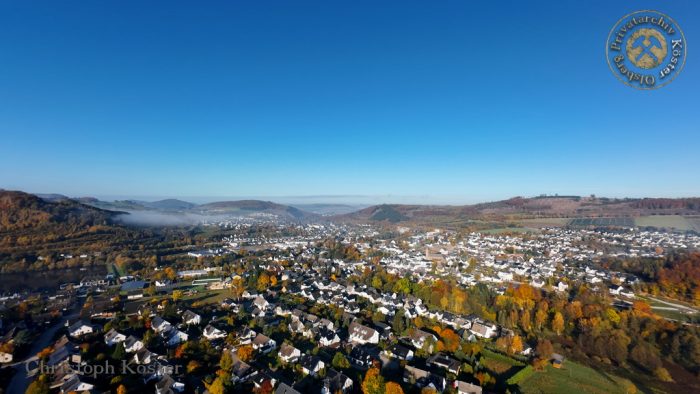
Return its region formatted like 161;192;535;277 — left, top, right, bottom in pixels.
518;361;636;394
635;215;697;231
519;215;700;232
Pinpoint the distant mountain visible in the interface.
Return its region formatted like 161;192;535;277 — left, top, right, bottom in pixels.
78;198;196;212
35;193;71;202
79;199;150;211
0;190;120;231
139;199;196;211
338;196;700;226
196;200;316;220
290;203;368;215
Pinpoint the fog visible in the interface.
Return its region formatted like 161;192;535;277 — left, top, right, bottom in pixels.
115;211;217;226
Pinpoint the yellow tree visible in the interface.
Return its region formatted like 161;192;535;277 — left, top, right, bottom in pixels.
257;273;270;291
362;367;385;394
164;267;176;281
535;307;548;331
520;310;532;333
237;345;253;362
230;276;244;300
552;312;565;335
385;382;405;394
510;335;524;355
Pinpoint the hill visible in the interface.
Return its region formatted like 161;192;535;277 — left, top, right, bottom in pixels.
0;190;120;231
139;199;196;211
338;196;700;228
196;200;316;220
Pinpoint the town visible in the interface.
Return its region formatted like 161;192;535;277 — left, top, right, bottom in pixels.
2;222;699;394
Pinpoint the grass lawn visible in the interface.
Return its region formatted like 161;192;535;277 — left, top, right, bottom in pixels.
518;361;635;394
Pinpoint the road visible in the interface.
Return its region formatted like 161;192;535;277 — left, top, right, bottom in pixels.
646;296;699;313
5;312;78;394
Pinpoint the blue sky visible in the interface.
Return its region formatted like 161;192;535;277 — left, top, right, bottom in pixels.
1;0;698;204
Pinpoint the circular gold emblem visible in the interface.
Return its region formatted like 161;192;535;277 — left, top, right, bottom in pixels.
606;10;686;89
626;28;667;69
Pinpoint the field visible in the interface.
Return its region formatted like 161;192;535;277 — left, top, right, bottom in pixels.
568;217;635;227
635;215;699;231
519;218;571;228
520;215;700;232
517;361;636;394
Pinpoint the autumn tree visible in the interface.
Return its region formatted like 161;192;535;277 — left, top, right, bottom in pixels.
230;276;244;300
206;375;229;394
187;360;202;373
362;367;385;394
385;382;405;394
552;311;565;335
257;272;270;291
164;267;176;281
25;374;50;394
536;339;554;360
439;328;460;353
237;345;253;362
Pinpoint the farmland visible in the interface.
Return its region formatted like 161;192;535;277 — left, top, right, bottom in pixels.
635;215;700;232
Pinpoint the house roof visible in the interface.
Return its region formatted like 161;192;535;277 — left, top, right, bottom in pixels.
275;383;301;394
348;322;378;341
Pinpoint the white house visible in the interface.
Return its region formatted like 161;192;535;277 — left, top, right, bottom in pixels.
252;333;276;354
68;321;95;338
104;329;126;346
278;343;301;363
123;335;144;353
165;330;189;347
348;322;379;345
299;354;325;376
410;329;438;351
203;325;227;340
60;374;94;393
151;316;172;333
469;322;497;339
182;310;201;325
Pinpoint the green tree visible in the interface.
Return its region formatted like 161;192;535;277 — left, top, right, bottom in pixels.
393;278;411;295
371;276;383;290
392;309;406;334
112;342;126;360
220;351;234;372
332;353;350;370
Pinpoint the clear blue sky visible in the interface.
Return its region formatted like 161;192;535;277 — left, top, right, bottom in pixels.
1;0;698;204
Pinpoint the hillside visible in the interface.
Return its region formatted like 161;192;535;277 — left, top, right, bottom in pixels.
338;196;700;227
0;190;119;231
196;200;316;220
